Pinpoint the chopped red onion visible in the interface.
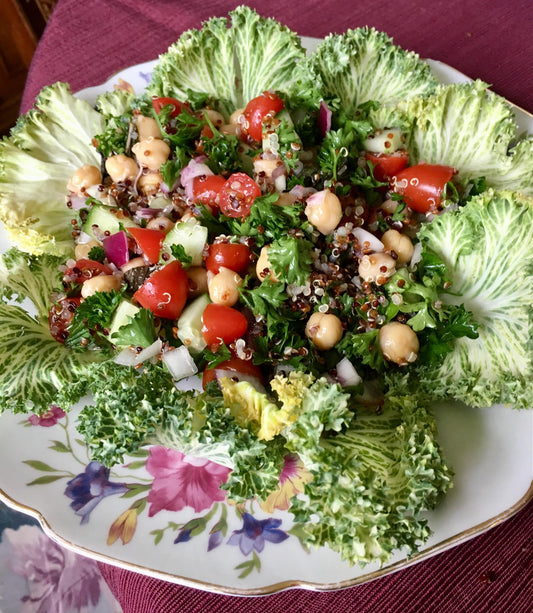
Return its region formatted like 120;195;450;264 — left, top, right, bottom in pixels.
77;231;93;244
336;357;362;387
162;345;198;381
134;207;160;220
181;157;214;200
352;227;384;253
69;195;88;210
289;184;317;200
114;339;163;366
319;100;332;137
103;231;130;267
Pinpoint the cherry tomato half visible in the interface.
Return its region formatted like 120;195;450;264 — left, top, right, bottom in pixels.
49;296;82;343
128;227;166;265
202;357;264;389
392;163;456;213
219;173;261;219
151;96;189;118
201;303;248;347
365;150;409;183
242;91;284;142
133;260;188;319
191;174;227;210
63;259;112;286
205;243;251;275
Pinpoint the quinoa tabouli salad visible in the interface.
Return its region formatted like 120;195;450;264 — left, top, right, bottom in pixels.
1;6;532;566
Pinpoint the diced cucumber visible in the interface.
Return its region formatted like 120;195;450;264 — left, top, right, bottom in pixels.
177;293;211;354
162;219;208;266
363;127;404;154
109;300;140;346
83;204;138;238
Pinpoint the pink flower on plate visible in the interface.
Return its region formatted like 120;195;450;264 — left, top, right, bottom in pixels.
1;524;112;613
146;446;231;517
27;405;66;427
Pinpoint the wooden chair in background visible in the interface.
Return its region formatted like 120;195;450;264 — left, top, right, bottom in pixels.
0;0;56;135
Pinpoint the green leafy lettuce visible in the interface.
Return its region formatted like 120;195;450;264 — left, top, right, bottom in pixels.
302;27;437;116
0;249;105;413
380;81;533;195
147;5;307;116
411;190;533;408
289;389;453;565
0;83;103;256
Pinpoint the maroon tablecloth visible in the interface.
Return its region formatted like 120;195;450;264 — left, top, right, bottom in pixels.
21;1;532;610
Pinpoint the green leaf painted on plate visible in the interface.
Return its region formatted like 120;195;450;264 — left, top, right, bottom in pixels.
27;474;66;486
23;459;62;472
235;551;261;578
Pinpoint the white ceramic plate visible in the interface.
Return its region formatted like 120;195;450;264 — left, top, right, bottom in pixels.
0;38;532;595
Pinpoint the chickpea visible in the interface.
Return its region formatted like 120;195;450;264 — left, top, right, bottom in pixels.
146;216;174;234
381;229;415;265
275;192;298;207
105;154;140;183
81;274;121;298
378;321;419;365
136;115;162;140
219;124;239;136
229;108;245;125
379;198;398;215
208;267;243;307
358;252;396;285
67;164;102;195
121;257;146;273
132;137;170;171
74;239;101;260
253;156;284;179
137;171;163;195
256;245;279;282
186;266;208;297
202;108;225;129
305;311;344;351
304;189;342;235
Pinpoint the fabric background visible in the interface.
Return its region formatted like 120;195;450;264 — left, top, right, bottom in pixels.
18;0;533;611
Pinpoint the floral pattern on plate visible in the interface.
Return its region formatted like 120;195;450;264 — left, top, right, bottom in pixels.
23;406;311;579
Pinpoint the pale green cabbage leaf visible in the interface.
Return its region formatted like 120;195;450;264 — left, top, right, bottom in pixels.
0;83;103;256
413;190;533;408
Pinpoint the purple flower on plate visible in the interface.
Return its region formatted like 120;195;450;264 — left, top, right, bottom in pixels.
27;404;66;427
207;529;224;551
227;512;289;556
64;461;128;524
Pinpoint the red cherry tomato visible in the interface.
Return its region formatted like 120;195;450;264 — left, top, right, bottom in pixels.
202;357;264;389
219;173;261;219
242;91;284;142
133;260;188;319
63;259;112;285
205;243;251;275
191;174;227;210
201;303;248;347
365;150;409;183
128;227;165;265
392;163;456;213
151;96;189;118
49;297;82;343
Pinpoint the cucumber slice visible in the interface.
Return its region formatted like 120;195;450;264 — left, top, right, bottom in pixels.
177;293;211;354
83;204;138;238
109;300;140;346
363;127;404;154
162;219;208;266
